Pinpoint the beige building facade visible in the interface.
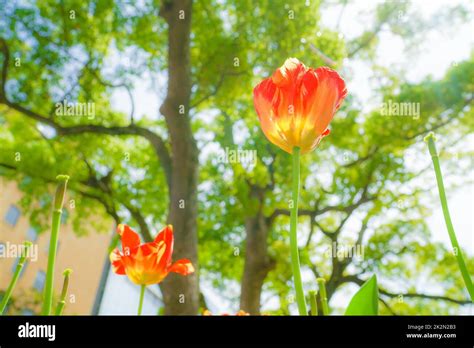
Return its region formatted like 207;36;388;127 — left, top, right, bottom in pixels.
0;179;112;314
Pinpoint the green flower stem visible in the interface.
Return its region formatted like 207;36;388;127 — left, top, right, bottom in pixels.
290;146;307;315
317;278;330;315
0;241;32;315
55;269;72;316
42;175;69;315
425;133;474;301
309;290;318;316
137;285;146;315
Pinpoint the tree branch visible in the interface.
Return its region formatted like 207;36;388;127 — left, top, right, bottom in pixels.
0;161;121;225
0;37;172;190
403;96;472;141
346;3;400;58
122;202;154;243
343;146;379;168
0;160;156;244
191;71;244;109
269;192;375;223
341;275;472;305
0;37;10;102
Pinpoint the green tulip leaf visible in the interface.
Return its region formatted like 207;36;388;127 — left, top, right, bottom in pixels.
345;275;379;315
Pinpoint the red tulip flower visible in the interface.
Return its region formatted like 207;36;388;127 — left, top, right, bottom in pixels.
253;58;347;316
110;224;194;286
253;57;347;154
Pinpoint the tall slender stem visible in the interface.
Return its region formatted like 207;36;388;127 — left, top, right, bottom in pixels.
55;269;72;316
317;278;330;315
42;175;69;315
425;133;474;301
290;146;307;315
0;241;32;315
137;285;146;315
309;290;318;316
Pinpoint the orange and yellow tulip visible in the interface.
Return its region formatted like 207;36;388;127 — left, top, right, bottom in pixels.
110;224;194;286
253;57;347;154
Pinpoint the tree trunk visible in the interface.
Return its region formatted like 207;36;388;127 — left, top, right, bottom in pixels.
240;209;275;314
159;0;199;315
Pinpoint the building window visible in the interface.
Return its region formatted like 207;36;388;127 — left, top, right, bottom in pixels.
33;271;46;291
61;209;69;224
26;227;38;242
4;205;20;226
21;309;34;316
20;176;32;186
45;241;60;254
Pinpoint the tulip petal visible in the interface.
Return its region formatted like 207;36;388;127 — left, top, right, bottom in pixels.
297;68;346;153
254;79;293;153
154;225;174;267
110;224;194;285
117;224;141;254
271;59;308;146
122;242;168;285
253;59;347;154
272;57;306;88
168;259;195;275
307;67;347;135
110;248;126;275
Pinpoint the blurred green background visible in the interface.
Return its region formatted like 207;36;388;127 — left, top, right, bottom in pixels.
0;0;472;315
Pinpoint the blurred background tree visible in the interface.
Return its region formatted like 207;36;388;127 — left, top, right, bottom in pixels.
0;0;472;314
